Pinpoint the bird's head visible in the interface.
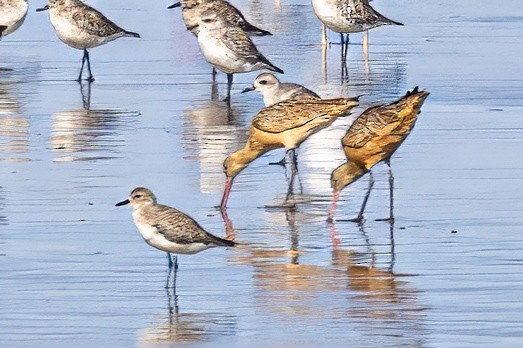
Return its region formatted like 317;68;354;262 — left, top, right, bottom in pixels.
116;187;157;210
242;73;280;95
330;162;367;192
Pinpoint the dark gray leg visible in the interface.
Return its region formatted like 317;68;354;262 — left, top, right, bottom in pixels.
223;73;233;102
85;50;94;82
77;49;87;83
342;172;374;224
376;160;395;222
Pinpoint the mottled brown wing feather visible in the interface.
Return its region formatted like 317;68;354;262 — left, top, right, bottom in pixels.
72;4;124;37
151;205;235;247
252;98;356;134
222;26;260;62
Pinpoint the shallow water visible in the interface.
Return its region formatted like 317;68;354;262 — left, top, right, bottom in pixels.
1;0;522;346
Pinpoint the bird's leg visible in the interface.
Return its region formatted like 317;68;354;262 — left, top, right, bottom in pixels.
340;33;345;60
290;149;298;175
172;254;178;289
269;149;290;166
376;160;395;223
321;24;328;46
212;67;217;82
344;172;374;223
343;34;349;58
77;49;87;83
165;252;173;289
223;73;233;103
85;49;94;82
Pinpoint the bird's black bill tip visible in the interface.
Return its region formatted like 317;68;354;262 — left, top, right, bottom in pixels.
115;199;130;207
241;87;255;94
36;5;49;12
167;2;181;9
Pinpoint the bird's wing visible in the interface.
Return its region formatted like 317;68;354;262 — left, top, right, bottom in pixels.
342;104;402;149
71;4;125;37
222;26;260;60
252;98;357;134
151;205;234;247
291;86;321;99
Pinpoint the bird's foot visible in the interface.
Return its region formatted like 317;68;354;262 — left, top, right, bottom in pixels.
86;76;95;83
375;217;395;223
338;215;364;224
268;158;287;166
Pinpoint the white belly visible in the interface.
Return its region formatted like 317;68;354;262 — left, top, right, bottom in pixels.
133;216;213;255
312;0;363;33
49;10;114;49
0;0;28;37
198;30;257;74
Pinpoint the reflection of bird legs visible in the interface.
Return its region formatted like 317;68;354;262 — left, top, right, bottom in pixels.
286;205;299;265
220;208;236;241
166;253;178;289
322;42;328;83
363;30;369;77
211;76;219;101
321;24;328;46
77;49;94;83
166;276;179;326
79;80;92;110
376;160;394;223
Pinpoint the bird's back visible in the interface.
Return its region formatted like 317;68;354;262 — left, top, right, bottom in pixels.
342;88;429;168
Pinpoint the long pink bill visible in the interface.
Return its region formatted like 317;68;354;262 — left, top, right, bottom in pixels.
220;178;233;211
327;190;340;222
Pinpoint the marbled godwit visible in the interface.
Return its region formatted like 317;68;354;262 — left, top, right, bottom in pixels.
0;0;28;39
168;0;271;37
36;0;140;82
312;0;402;59
116;187;236;287
242;72;320;107
220;97;359;210
197;11;283;101
329;87;429;222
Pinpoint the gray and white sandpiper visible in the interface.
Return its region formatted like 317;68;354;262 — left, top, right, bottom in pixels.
168;0;271;37
242;73;320;107
36;0;140;82
0;0;28;39
197;11;283;100
116;187;236;286
312;0;402;57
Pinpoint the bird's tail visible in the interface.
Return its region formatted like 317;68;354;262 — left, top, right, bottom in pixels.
260;56;284;74
209;233;238;247
387;18;404;26
245;23;272;36
124;30;141;38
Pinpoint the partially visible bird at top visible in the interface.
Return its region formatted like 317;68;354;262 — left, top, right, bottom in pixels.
242;73;320;107
196;10;283;101
36;0;140;82
312;0;402;58
329;87;429;223
168;0;271;37
0;0;28;40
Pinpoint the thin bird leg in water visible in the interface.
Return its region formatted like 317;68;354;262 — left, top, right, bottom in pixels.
269;149;291;166
212;67;217;82
290;149;298;175
224;73;233;102
376;161;395;222
165;253;178;289
342;172;374;223
77;49;87;82
85;50;94;82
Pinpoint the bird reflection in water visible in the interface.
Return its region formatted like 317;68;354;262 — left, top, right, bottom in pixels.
182;99;249;194
137;285;237;346
51;81;140;162
0;76;29;163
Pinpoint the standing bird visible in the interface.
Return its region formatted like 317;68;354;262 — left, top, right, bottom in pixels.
36;0;140;82
197;11;283;101
168;0;271;37
220;97;359;210
312;0;402;58
116;187;236;287
242;73;320;107
329;87;429;222
0;0;28;39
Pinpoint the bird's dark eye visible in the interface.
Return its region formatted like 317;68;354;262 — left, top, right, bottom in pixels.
202;18;213;23
133;195;142;199
259;80;267;85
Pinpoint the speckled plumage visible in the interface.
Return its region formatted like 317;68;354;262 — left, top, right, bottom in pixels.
331;88;429;192
312;0;402;34
118;188;236;255
175;0;271;36
0;0;27;38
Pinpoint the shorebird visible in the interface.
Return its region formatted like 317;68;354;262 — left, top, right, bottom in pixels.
242;73;320;107
168;0;271;37
0;0;28;39
220;97;359;210
197;11;283;100
116;187;236;286
329;87;429;222
36;0;140;82
312;0;402;58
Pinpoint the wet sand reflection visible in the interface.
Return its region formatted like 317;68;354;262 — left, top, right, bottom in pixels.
0;77;29;163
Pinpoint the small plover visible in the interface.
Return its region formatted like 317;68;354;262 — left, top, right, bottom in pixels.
116;187;236;267
329;87;429;222
220;97;359;210
312;0;402;57
242;72;320;107
0;0;28;39
37;0;140;82
168;0;271;37
197;11;283;100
